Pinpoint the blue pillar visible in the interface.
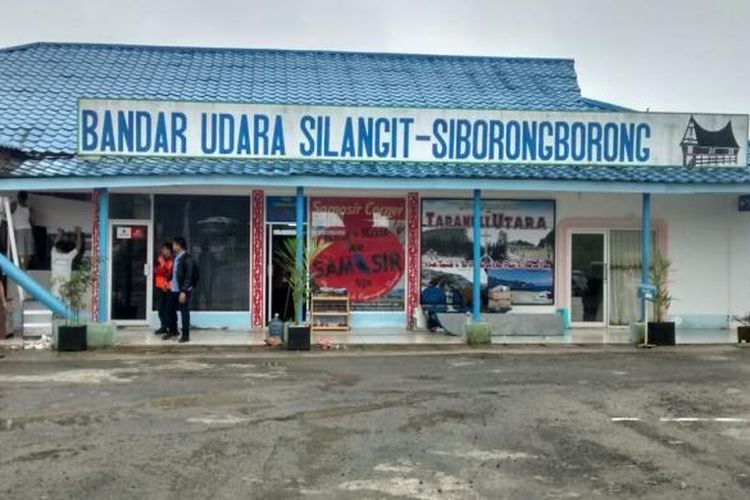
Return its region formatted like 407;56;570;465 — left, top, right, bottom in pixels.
472;189;482;322
640;193;651;321
97;188;109;323
295;186;305;325
0;252;73;319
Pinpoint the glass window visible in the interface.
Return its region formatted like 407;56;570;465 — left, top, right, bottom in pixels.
110;194;151;219
310;197;405;312
154;195;249;311
608;230;656;326
421;199;555;313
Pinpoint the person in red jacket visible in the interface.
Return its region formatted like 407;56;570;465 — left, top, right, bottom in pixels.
153;242;174;334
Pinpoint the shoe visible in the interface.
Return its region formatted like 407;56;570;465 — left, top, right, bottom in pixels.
162;332;177;340
178;337;190;343
154;327;167;335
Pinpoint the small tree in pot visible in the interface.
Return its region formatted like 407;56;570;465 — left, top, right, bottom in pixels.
275;237;330;350
54;260;94;351
648;250;676;346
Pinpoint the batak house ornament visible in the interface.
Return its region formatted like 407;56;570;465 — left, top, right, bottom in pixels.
680;115;740;167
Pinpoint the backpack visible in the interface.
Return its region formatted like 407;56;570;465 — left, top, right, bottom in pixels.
191;260;200;287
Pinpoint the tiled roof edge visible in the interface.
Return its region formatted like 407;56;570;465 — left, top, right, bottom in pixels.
579;97;633;112
0;41;576;65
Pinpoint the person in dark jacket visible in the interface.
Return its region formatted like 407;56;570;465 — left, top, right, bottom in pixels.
163;236;197;343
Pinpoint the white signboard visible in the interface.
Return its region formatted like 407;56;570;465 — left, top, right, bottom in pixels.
116;226;132;239
78;99;748;167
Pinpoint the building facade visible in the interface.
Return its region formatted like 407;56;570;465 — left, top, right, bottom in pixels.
1;43;749;337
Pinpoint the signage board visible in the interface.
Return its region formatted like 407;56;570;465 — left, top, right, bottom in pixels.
78;99;748;167
421;199;555;310
310;197;405;311
116;226;132;239
267;196;306;223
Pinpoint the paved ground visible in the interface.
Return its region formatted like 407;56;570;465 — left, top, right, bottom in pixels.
1;346;749;499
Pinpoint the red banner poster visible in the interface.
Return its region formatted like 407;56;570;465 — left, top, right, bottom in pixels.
310;197;406;311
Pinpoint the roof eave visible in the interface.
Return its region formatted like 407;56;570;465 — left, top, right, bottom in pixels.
2;172;750;195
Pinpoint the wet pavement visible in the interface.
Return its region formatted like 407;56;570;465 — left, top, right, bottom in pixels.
1;346;749;499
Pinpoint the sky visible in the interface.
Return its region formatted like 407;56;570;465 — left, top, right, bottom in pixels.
1;0;749;119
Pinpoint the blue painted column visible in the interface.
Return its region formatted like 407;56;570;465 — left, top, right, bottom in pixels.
295;186;305;325
97;188;109;323
472;189;482;322
640;193;651;321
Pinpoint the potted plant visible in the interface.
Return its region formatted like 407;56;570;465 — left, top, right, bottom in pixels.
55;260;94;351
732;313;750;343
648;250;676;346
275;237;330;350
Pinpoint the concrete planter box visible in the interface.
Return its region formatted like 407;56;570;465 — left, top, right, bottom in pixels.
465;323;492;345
87;323;117;348
628;323;645;344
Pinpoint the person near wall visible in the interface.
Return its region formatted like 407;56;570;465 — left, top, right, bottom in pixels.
0;279;9;338
0;208;6;295
50;226;82;298
163;236;198;343
11;191;34;269
0;280;6;310
421;281;447;332
153;242;174;335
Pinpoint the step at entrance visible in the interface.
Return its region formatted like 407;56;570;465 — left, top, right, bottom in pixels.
23;301;54;338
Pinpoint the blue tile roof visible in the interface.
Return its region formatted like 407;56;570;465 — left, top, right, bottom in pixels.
0;42;747;187
0;42;608;154
2;156;750;185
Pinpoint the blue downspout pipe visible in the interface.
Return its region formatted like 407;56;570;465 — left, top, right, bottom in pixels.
0;252;73;319
640;193;651;321
472;189;482;322
295;186;305;325
97;188;109;323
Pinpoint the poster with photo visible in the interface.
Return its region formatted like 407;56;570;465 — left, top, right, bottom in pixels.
421;199;555;311
310;197;406;311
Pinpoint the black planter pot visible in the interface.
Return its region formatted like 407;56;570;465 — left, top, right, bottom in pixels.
58;325;88;351
738;326;750;343
287;325;311;351
648;322;676;346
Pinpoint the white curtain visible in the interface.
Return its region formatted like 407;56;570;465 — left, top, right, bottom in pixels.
609;230;654;326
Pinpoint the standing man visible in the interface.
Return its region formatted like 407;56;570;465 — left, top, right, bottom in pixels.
153;242;173;335
163;236;198;343
11;191;33;269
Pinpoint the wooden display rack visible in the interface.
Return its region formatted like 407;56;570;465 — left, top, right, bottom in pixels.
311;293;350;332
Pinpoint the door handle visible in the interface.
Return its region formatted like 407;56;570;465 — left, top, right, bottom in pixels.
143;263;151;277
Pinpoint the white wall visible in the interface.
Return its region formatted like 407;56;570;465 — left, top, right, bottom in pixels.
416;189;748;328
556;191;749;328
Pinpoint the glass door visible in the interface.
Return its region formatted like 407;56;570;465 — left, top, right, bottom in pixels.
570;231;608;326
266;223;305;323
109;220;152;323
